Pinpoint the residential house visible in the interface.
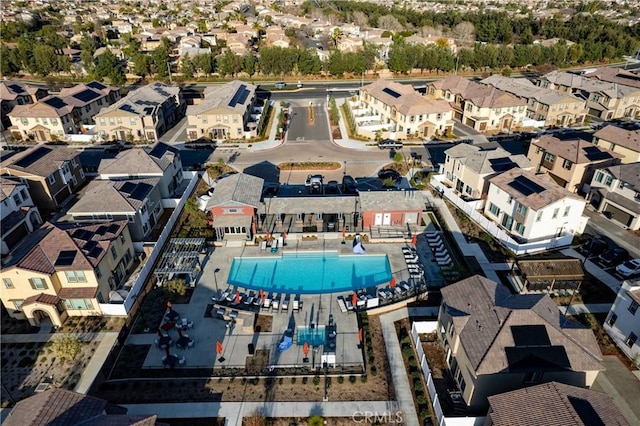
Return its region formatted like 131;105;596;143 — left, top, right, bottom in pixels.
443;144;531;200
94;83;185;142
527;136;622;193
405;34;457;53
1;176;42;255
0;221;134;327
358;79;454;140
438;275;604;412
604;279;640;366
264;28;290;48
67;178;163;242
485;382;629;426
484;168;588;241
593;125;640;164
0;146;86;212
0;81;48;130
178;35;211;56
3;388;162;426
588;162;640;230
110;19;133;34
336;36;363;53
186;80;258;140
359;191;424;228
226;36;250;55
205;173;263;242
584;67;640;89
537;70;640;120
480;75;587;127
8;81;120;141
428;75;527;133
96;142;183;198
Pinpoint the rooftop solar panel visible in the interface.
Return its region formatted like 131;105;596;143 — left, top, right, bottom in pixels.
54;249;77;266
86;81;106;90
583;146;612;161
82;240;98;252
511;325;551;347
107;223;121;234
119;104;137;113
148;142;168;159
130;183;151;200
120;182;136;194
382;87;401;98
488;157;517;172
228;85;249;107
7;84;25;94
508;175;546;196
43;97;67;109
73;89;100;103
14;147;52;169
88;246;103;258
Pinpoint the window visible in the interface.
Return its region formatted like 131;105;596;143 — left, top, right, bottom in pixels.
523;371;542;384
12;300;23;312
63;298;94;310
465;185;472;195
563;206;571;217
20;189;27;200
21;118;28;125
605;175;613;186
47;174;56;185
514;222;526;235
536;211;543;222
552;208;559;219
515;203;527;215
120;233;126;244
629;300;639;315
543;152;556;163
29;278;47;290
562;159;572;170
65;271;87;283
99;118;106;125
507;196;514;204
111;245;118;260
13;193;21;205
130;118;136;125
625;332;637;348
595;171;604;183
607;312;618;326
535;146;542;154
3;278;14;289
94;267;102;279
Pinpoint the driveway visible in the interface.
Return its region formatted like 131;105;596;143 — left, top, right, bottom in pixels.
583;207;640;258
286;103;330;143
591;355;640;425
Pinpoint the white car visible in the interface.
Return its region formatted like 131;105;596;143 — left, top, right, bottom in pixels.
616;258;640;277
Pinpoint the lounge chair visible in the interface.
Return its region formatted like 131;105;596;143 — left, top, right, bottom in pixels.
262;296;272;310
426;231;439;238
401;282;411;292
394;286;403;296
270;238;279;253
378;289;389;300
272;294;280;311
282;295;290;311
337;296;348;313
253;296;262;307
244;292;255;305
293;295;300;312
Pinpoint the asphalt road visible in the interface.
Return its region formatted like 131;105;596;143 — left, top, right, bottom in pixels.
287;104;330;142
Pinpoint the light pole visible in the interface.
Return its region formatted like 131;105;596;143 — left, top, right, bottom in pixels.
213;267;220;295
343;161;347;176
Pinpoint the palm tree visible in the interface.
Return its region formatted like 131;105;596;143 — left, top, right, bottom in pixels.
331;27;344;48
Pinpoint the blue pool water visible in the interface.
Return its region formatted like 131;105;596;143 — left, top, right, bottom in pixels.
227;251;392;294
297;325;326;346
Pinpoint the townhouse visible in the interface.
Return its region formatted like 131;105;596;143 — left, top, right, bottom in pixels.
428;75;527;133
8;81;120;141
0;81;48;130
438;275;604;412
480;75;587;127
588;162;640;230
94;83;185;143
604;280;640;365
0;177;42;255
443;144;531;199
527;135;622;193
593;125;640;164
0;146;86;212
584;67;640;89
358;79;454;140
0;221;134;327
484;168;587;241
538;70;640;120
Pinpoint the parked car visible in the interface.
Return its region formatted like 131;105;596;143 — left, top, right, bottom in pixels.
576;237;608;257
616;258;640;277
377;139;403;149
378;169;402;182
274;82;286;89
599;246;629;267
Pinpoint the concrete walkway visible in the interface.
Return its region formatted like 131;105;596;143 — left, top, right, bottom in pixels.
75;332;119;394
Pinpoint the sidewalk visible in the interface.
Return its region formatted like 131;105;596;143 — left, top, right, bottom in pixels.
332;97;375;151
75;332;119;394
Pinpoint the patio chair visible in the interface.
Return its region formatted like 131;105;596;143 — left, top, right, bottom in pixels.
378;289;389;300
282;295;290;311
262;296;272;310
272;294;280;311
401;282;412;293
336;296;348;313
244;294;255;305
292;297;300;312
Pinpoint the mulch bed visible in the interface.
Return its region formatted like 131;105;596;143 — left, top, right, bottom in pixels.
254;315;273;333
246;350;270;375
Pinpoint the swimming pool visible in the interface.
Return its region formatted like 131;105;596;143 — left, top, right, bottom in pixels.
297;325;326;346
227;251;392;294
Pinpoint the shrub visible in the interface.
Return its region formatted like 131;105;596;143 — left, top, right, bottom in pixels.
163;279;187;298
312;376;320;386
402;346;414;358
360;375;368;383
420;408;430;419
308;416;324;426
278;377;283;384
291;377;296;384
337;376;344;384
302;377;308;384
416;393;427;405
371;365;377;376
52;335;81;364
349;375;356;384
326;377;332;388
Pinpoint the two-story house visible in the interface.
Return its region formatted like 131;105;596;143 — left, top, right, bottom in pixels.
480;75;587;127
443;144;531;200
358;79;454;140
538;70;640;120
96;142;183;198
528;136;622;193
428;75;527;133
588;162;640;230
438;275;604;412
484;168;588;242
94;83;185;142
604;279;640;366
0;81;48;130
8;81;120;141
66;178;164;241
584;67;640;89
0;146;86;212
186;80;258;141
1;176;42;255
593;125;640;164
0;221;134;327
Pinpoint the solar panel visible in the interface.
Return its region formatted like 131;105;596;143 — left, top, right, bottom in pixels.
82;240;98;253
107;223;120;234
86;81;106;90
72;229;92;240
382;88;401;98
488;157;517;172
228;85;249;107
130;183;151;200
88;246;103;258
73;89;100;103
8;84;25;94
148;142;168;159
508;175;546;196
583;146;612;161
119;104;137;113
120;181;136;194
511;325;551;346
43;97;67;109
143;107;154;115
14;147;52;168
96;225;108;235
54;250;77;266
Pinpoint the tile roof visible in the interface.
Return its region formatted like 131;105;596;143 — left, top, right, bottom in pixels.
22;293;61;307
1;146;81;178
58;287;98;299
532;136;622;164
358;190;425;212
541;70;640;97
585;66;640;89
594;125;640;154
96;83;180;118
206;173;263;209
487;381;629;426
0;80;46;101
68;178;160;214
441;275;603;375
489;168;582;210
445;144;531;175
361;79;453;115
602;162;640;190
431;75;526;108
188;80;257;116
98;148;168;175
481;74;584;106
0;176;21;202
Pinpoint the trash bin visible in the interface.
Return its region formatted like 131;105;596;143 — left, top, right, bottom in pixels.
248;343;255;355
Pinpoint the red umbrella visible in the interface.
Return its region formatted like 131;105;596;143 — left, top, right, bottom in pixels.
282;229;287;241
167;301;172;309
266;231;270;241
352;292;358;307
411;234;417;245
358;328;363;343
235;291;241;304
390;277;396;289
260;289;265;302
161;322;174;331
342;228;346;238
303;341;309;355
216;341;223;355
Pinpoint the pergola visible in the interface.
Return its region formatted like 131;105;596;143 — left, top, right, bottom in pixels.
517;258;585;293
154;238;206;286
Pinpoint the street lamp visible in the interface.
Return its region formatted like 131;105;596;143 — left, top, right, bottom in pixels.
343;161;347;176
213;268;220;295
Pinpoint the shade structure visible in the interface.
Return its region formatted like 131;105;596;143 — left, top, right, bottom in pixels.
303;341;309;355
352;292;358;307
411;234;417;245
216;341;223;355
358;328;363;343
235;291;241;304
390;277;396;288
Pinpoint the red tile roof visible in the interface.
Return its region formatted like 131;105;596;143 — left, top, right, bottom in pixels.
58;287;98;299
22;293;60;306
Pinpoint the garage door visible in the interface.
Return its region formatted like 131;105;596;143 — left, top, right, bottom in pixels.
604;203;634;227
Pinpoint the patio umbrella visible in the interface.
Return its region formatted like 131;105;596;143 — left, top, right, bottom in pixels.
411;234;417;245
161;322;174;331
260;289;265;302
282;229;287;241
167;301;173;309
390;277;396;289
303;341;309;355
352;292;358;308
216;341;223;355
358;328;363;343
266;231;271;241
235;291;241;304
342;228;346;239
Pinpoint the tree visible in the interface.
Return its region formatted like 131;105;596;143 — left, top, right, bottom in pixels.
297;48;322;75
331;27;344;48
217;49;243;77
152;45;170;78
132;54;152;78
164;279;187;298
352;11;368;27
80;35;97;72
0;46;20;75
242;52;255;76
378;15;403;32
32;45;58;76
52;335;82;364
181;54;195;79
193;53;215;76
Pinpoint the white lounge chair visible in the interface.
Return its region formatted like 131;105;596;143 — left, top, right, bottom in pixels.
262;297;272;310
272;294;280;311
337;296;348;313
282;295;290;311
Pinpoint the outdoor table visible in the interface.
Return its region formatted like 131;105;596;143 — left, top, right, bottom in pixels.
165;310;180;322
162;354;179;368
176;336;192;349
229;310;239;319
158;336;172;348
216;308;226;317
